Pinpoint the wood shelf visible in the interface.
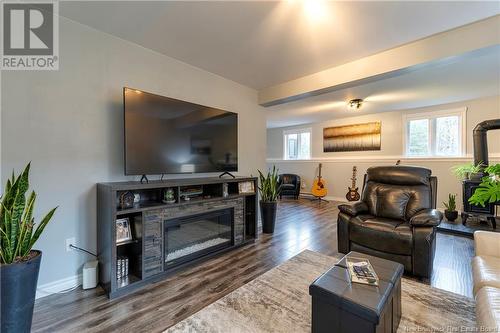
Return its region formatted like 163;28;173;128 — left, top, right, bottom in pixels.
116;239;140;246
116;274;141;289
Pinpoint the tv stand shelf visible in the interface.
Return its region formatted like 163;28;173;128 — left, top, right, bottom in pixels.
97;176;258;299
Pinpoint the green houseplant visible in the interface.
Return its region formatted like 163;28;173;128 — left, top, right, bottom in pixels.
469;164;500;207
258;166;281;233
451;162;484;180
443;193;458;222
0;163;57;333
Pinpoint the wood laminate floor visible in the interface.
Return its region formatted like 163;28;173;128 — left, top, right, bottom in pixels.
32;199;474;333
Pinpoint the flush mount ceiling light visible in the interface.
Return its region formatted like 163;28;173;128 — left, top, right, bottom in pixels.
303;0;328;21
348;99;363;110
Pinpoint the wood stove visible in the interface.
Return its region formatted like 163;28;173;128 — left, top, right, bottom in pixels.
461;119;500;228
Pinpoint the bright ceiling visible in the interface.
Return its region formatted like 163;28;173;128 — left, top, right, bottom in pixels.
266;47;500;128
61;1;499;90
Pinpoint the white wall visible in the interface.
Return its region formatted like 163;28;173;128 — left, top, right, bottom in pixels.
1;17;267;288
267;96;500;209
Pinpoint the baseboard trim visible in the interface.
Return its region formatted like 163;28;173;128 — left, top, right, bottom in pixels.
36;274;82;300
298;194;347;203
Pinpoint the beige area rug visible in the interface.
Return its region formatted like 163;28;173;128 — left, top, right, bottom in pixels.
165;250;476;333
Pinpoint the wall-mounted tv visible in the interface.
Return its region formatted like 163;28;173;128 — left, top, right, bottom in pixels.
124;87;238;175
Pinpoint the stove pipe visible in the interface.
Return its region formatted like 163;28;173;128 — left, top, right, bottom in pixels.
473;119;500;169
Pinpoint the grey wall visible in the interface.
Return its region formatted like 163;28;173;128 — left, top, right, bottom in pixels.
267;95;500;209
1;17;266;286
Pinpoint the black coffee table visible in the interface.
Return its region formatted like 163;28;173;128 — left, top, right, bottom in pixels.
309;251;404;333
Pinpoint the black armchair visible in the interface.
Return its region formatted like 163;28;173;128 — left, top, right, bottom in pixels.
337;166;442;279
278;174;301;199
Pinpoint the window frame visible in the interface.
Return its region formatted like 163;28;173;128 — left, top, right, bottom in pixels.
283;127;312;160
402;107;467;158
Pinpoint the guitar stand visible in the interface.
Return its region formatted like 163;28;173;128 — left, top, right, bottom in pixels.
309;196;329;204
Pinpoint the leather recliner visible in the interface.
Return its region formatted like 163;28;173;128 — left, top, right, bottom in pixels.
337;166;442;279
278;174;301;199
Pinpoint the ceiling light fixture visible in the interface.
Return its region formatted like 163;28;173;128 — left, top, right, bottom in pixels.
303;0;327;21
348;99;363;110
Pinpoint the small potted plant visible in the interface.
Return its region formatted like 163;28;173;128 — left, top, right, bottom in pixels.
258;166;281;234
443;193;458;222
1;163;57;333
451;162;483;180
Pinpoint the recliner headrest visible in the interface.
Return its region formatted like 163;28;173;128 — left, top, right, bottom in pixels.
366;166;431;186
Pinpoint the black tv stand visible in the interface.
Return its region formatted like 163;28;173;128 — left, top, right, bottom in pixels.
97;176;258;299
219;171;236;178
140;174;149;184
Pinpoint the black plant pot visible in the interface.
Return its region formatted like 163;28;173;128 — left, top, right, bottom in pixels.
445;210;459;222
260;201;278;234
1;250;42;333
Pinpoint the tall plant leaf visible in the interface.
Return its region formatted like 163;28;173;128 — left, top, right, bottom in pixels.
257;166;281;202
0;163;57;264
26;207;57;256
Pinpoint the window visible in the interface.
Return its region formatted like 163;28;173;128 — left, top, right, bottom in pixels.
284;128;311;160
403;108;466;157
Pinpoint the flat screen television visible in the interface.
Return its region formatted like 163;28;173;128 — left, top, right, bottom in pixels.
124;87;238;175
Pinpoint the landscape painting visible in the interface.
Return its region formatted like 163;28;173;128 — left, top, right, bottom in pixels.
323;121;381;152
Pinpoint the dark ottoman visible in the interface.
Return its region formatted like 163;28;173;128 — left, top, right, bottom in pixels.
309;251;404;333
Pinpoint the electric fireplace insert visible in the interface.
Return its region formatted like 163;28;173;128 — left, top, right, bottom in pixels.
164;208;234;268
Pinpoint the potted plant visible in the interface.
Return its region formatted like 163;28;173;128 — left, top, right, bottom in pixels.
451;162;483;180
469;164;500;207
1;163;57;333
443;193;458;222
258;166;281;234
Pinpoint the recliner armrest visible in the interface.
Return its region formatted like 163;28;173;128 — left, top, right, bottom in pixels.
338;202;368;217
474;231;500;258
409;209;442;227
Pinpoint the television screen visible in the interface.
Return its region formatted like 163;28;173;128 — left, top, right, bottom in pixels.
124;87;238;175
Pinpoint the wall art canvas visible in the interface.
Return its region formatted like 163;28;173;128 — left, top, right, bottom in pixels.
323;121;381;152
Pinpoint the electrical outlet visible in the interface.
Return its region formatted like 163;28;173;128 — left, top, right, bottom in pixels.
66;237;75;252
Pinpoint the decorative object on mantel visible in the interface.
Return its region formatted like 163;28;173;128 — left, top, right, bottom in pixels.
116;218;132;244
323;121;381;152
163;188;176;204
0;163;57;333
258;166;281;234
133;193;141;204
119;191;135;209
238;181;255;194
443;193;458;222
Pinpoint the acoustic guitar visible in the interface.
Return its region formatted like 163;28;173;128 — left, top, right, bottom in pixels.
345;166;361;201
311;163;328;198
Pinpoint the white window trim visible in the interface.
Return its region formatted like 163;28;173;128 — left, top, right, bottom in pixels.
283;127;312;160
402;107;467;158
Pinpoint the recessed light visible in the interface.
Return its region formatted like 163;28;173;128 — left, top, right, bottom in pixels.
348;99;363;110
303;0;327;21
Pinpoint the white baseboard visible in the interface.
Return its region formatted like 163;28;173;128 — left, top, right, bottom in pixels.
36;274;82;300
324;196;348;202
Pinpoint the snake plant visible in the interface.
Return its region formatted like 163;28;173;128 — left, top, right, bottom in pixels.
0;163;57;264
258;166;281;202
